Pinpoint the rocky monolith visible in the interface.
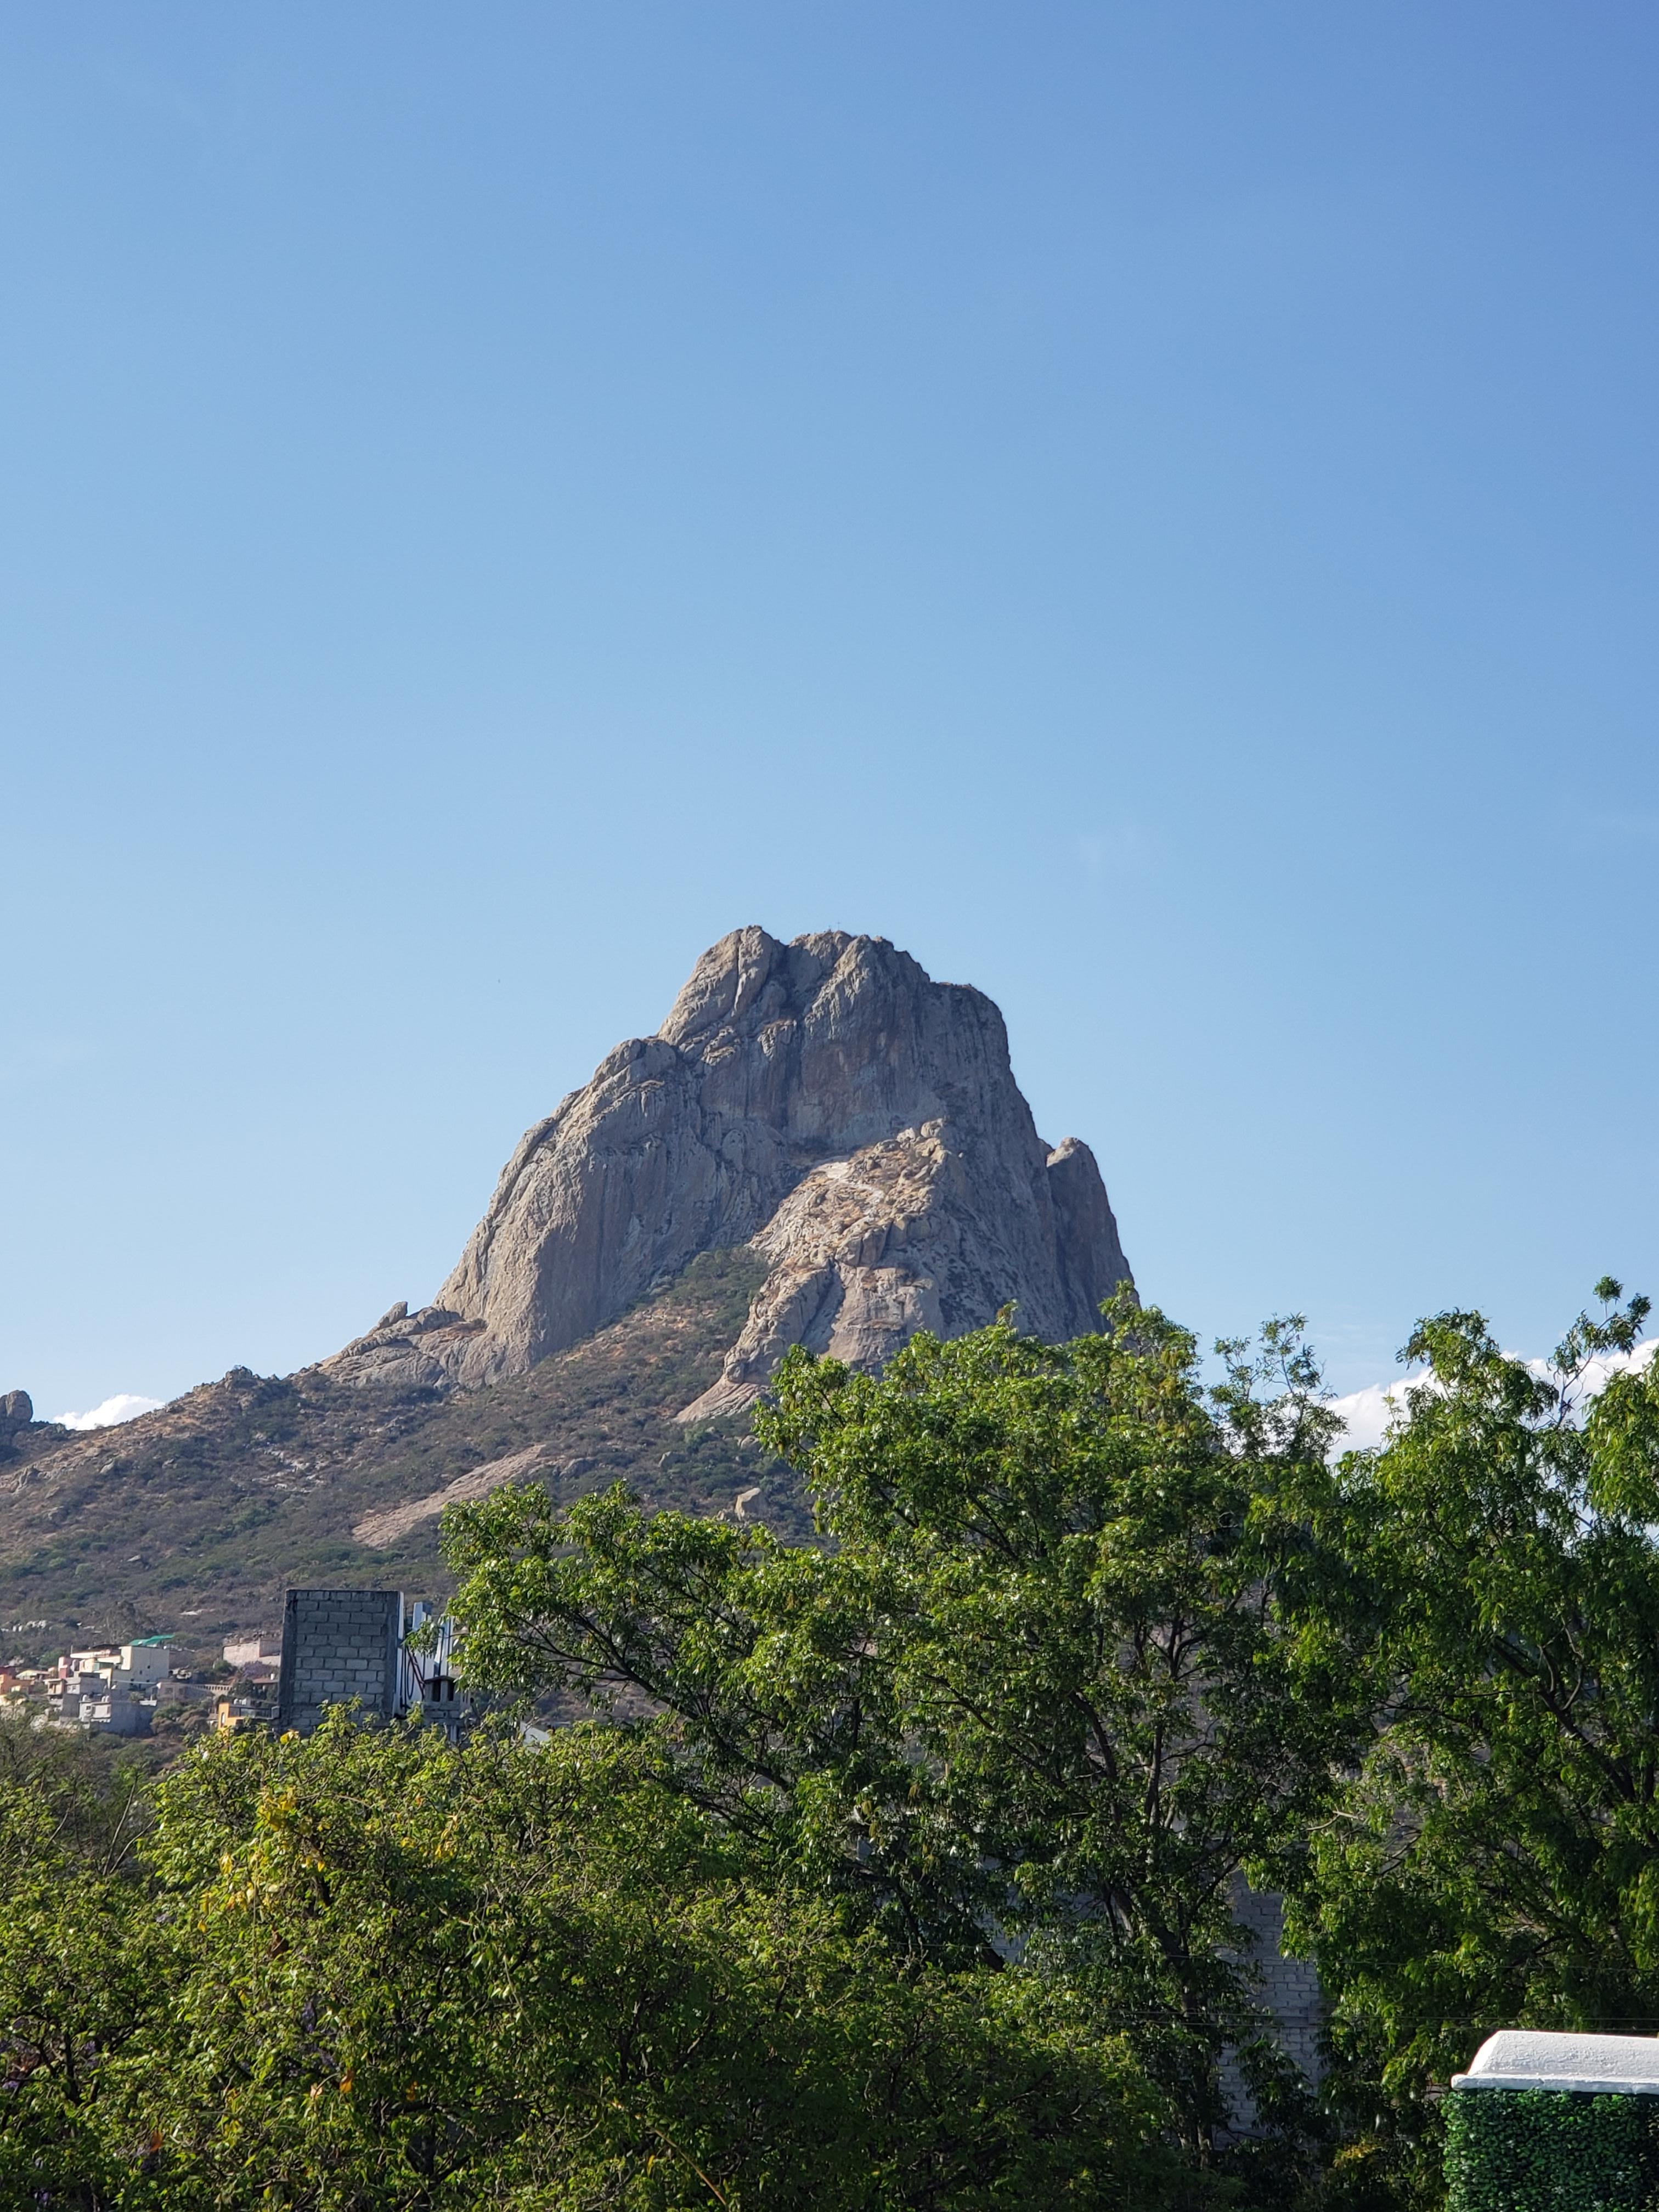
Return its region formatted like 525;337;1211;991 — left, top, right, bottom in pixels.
328;928;1131;1414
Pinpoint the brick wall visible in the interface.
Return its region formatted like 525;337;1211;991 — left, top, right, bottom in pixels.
276;1588;402;1734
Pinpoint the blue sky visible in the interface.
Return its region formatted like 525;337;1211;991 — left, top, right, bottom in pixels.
3;3;1656;1418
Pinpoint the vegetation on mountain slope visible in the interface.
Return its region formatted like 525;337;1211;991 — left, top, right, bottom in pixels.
0;1251;782;1664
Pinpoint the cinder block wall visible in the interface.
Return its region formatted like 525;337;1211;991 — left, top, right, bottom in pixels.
1216;1880;1327;2135
1232;1882;1325;2084
276;1589;402;1734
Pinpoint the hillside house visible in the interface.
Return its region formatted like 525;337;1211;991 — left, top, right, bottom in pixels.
43;1635;174;1734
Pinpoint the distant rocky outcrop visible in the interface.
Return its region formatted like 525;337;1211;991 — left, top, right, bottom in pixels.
328;929;1131;1418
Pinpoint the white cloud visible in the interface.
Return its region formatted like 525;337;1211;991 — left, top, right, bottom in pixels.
1523;1339;1659;1398
1327;1378;1421;1452
1329;1340;1658;1453
56;1393;165;1432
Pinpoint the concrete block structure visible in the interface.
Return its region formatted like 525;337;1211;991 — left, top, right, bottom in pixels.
118;1638;172;1690
80;1685;145;1736
1232;1881;1324;2086
1212;1881;1327;2137
276;1588;403;1734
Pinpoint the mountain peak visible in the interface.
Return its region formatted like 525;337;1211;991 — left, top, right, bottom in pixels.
329;929;1132;1413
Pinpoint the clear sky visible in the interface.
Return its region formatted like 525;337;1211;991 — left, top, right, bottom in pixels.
4;3;1656;1419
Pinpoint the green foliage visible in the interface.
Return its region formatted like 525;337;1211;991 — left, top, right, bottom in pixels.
0;1709;1175;2209
1442;2090;1656;2212
1289;1282;1659;2106
16;1273;1659;2207
444;1297;1362;2152
0;1746;159;2206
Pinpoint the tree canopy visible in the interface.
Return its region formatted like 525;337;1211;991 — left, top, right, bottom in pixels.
1292;1283;1659;2100
9;1279;1659;2211
1;1709;1174;2210
444;1296;1363;2161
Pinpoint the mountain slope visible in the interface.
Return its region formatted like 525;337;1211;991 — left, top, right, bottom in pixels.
0;1252;782;1660
0;928;1132;1664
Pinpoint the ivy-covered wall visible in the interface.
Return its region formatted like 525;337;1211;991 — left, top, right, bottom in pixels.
1444;2087;1659;2212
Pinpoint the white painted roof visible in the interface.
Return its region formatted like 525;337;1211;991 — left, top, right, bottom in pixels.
1453;2031;1659;2095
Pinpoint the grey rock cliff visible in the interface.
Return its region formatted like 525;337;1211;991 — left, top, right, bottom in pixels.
326;929;1131;1412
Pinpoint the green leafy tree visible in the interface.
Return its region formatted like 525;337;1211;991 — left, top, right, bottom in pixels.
0;1710;162;2208
445;1299;1361;2158
1292;1282;1659;2140
0;1710;1173;2209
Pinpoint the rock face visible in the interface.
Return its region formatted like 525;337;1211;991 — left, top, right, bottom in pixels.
327;929;1132;1414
